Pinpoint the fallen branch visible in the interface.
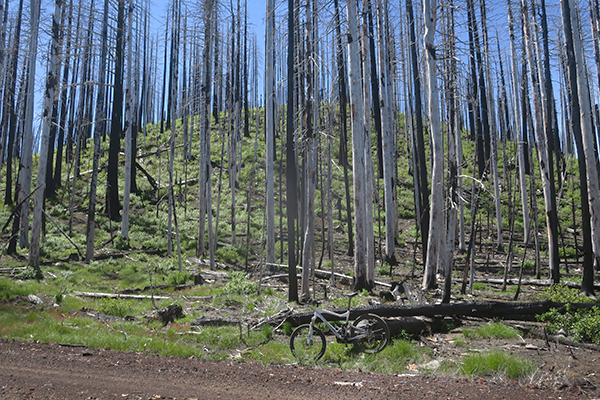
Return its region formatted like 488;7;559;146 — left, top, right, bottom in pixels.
1;184;44;233
117;283;195;294
43;209;83;260
191;316;241;327
506;322;600;352
134;160;158;191
0;267;27;273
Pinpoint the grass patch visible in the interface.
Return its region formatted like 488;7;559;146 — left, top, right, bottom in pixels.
0;278;42;301
463;322;520;339
460;350;536;380
321;338;430;374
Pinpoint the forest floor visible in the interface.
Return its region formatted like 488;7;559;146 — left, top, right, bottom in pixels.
0;337;598;400
2;270;600;400
2;217;600;399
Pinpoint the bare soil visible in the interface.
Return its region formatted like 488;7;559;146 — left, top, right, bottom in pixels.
1;337;598;400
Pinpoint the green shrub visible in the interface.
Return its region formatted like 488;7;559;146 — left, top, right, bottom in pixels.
559;246;577;259
522;259;536;270
15;267;42;280
216;245;244;266
224;271;257;295
99;298;135;317
168;271;191;286
115;235;130;250
537;284;600;344
375;263;390;276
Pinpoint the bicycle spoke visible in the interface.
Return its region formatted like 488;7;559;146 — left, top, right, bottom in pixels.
289;324;326;363
352;314;390;354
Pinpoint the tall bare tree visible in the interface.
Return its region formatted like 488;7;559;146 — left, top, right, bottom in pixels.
30;0;63;270
86;0;110;262
422;0;444;290
107;0;126;222
507;0;530;244
286;0;299;302
406;0;429;265
18;0;42;249
522;0;560;283
122;0;134;240
265;0;276;267
347;0;373;291
563;0;599;293
2;0;23;207
197;0;215;270
376;0;397;266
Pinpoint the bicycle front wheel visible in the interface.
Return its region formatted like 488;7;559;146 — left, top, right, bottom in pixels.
289;324;326;363
352;314;390;354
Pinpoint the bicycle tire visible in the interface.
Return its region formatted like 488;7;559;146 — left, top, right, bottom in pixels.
352;313;390;354
289;324;326;362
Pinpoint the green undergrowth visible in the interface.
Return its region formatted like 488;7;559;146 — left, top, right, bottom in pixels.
311;338;427;373
463;322;521;340
537;284;600;344
0;271;582;383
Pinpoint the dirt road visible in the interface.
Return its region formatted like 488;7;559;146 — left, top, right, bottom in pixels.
0;339;593;399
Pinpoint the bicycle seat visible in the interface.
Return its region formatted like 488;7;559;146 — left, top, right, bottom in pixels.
343;292;358;298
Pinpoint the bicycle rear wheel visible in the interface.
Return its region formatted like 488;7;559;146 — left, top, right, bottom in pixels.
352;314;390;354
289;324;326;363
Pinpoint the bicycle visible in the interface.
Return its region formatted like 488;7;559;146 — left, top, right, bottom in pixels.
289;292;390;363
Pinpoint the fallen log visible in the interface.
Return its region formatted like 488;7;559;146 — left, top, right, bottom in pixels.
191;316;241;327
386;316;448;336
72;291;211;302
117;283;195;294
285;301;600;326
0;267;27;273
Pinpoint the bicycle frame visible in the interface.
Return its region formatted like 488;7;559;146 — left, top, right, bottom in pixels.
307;307;371;343
309;307;349;341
